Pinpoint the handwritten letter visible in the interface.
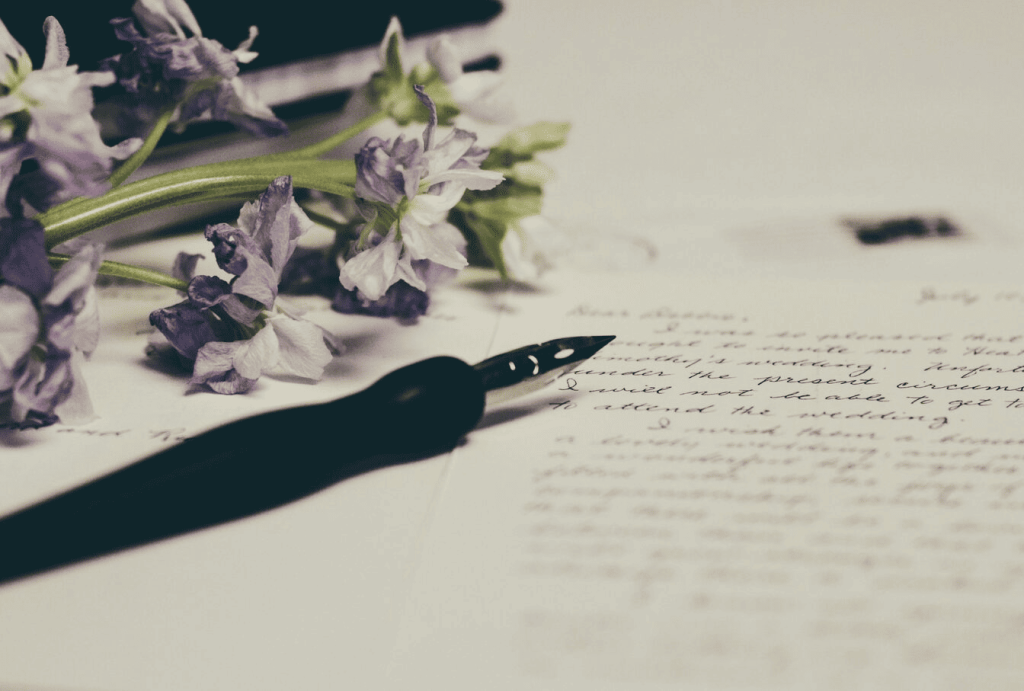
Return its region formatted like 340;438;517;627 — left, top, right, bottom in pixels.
388;274;1024;691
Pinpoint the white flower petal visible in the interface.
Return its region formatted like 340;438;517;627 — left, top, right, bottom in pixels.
232;326;279;379
233;26;260;63
189;340;261;394
190;342;237;380
132;0;203;38
190;327;278;386
45;244;101;310
407;185;464;226
448;70;503;101
41;17;70;70
500;216;568;281
53;351;96;425
400;218;468;269
268;315;334;380
0;17;28;70
73;287;100;355
393;251;428;292
0;286;38;390
423;167;504;191
338;231;401;301
13;355;73;423
423;128;476;173
427;35;512;123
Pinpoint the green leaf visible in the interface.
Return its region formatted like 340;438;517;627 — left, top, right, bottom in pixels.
508;160;556;187
493;122;571;157
410;62;437;84
368;36;454;126
368;30;424;125
455;209;509;278
463;188;543;224
382;31;404;82
369;72;443;126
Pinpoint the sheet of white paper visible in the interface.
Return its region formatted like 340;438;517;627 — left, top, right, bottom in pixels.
388;271;1024;691
3;224;1022;691
0;237;503;515
0;249;504;691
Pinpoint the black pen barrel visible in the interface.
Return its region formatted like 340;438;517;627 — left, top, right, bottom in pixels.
0;356;485;586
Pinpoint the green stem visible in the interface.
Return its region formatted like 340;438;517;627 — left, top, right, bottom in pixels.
277;109;388;159
36;104;386;251
108;103;177;188
48;254;187;291
40;97;379;227
39;158;356;250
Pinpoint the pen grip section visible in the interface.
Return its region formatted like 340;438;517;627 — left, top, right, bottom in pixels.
0;356;485;586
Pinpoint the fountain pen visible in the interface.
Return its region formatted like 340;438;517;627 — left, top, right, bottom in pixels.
0;335;614;585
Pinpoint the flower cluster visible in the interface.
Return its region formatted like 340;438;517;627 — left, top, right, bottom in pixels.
150;177;337;394
336;86;503;310
0;218;99;428
1;16;140;216
101;0;286;137
0;1;567;429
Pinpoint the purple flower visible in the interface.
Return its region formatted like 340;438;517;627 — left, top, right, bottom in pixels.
339;88;503;302
149;177;338;394
0;218;100;428
0;17;141;216
102;0;286;137
332;280;430;320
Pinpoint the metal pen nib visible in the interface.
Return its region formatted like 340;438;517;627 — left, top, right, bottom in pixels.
474;335;616;405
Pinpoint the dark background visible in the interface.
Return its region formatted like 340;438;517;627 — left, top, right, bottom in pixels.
3;2;503;71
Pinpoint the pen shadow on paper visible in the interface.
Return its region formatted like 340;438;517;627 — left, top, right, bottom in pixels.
0;440;462;588
0;396;535;588
477;401;548;429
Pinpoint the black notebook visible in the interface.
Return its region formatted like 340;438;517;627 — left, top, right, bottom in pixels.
3;2;503;72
